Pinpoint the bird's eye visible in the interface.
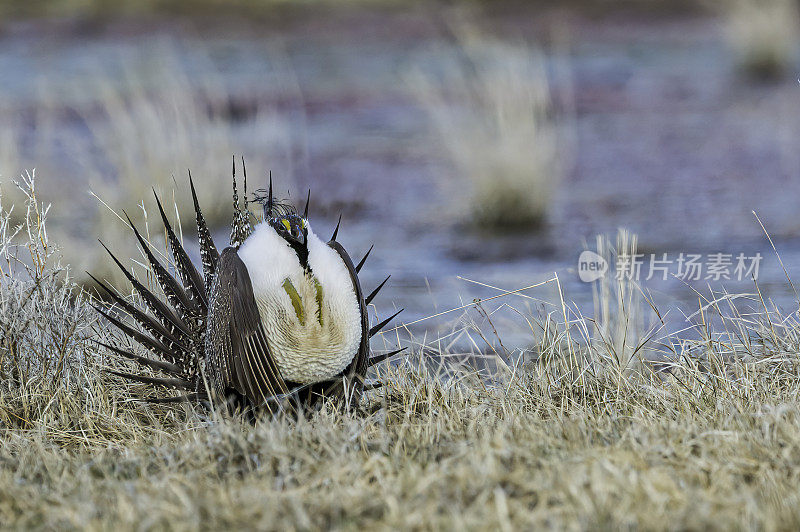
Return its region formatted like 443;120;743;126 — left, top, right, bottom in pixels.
281;219;291;232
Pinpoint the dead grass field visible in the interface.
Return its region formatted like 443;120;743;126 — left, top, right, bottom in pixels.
2;178;800;530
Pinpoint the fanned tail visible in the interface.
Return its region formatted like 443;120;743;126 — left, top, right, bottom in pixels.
94;173;220;401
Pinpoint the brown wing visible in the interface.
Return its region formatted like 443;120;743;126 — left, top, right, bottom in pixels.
205;247;289;406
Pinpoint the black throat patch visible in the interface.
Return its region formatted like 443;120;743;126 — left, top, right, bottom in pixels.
288;240;310;272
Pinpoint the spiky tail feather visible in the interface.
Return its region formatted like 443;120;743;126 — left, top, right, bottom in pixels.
230;157;253;248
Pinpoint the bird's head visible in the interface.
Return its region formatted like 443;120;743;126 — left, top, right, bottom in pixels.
270;213;307;249
252;178;311;268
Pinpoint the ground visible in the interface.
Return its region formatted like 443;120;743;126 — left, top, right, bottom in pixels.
6;360;800;529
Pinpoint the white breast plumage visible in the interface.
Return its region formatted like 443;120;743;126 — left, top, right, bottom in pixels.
237;222;362;384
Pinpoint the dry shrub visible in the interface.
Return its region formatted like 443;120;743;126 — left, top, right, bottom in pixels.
0;173;188;440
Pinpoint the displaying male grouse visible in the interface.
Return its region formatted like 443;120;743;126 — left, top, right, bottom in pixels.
93;160;403;412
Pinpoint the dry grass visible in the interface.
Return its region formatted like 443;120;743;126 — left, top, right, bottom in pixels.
5;180;800;529
724;0;800;80
410;31;568;230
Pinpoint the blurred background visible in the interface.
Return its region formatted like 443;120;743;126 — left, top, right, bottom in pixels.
2;0;800;352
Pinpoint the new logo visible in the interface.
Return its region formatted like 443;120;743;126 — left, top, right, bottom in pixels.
577;251;608;283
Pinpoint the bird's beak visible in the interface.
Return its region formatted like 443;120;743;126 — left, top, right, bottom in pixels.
289;227;306;248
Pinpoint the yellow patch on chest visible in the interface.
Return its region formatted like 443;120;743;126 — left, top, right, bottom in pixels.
282;277;325;327
282;278;305;325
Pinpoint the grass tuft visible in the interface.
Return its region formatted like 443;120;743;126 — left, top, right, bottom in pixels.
724;0;800;81
410;31;568;230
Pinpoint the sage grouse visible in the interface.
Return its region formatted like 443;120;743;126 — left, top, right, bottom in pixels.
93;161;404;412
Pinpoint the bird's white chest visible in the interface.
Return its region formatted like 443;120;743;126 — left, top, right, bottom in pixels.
238;224;362;384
